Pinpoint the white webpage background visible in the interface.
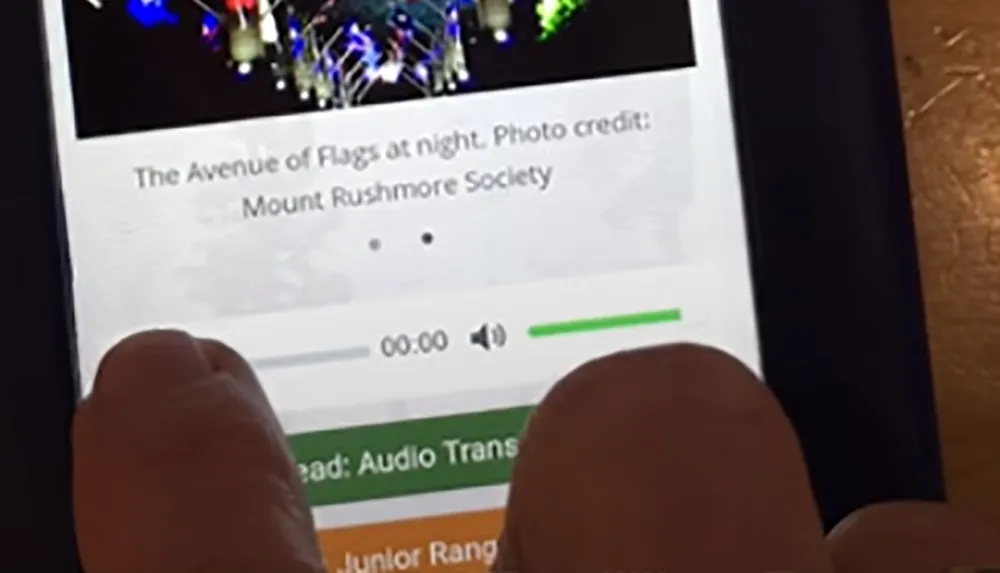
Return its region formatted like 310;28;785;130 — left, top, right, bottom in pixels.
40;0;760;532
60;73;691;327
41;0;754;383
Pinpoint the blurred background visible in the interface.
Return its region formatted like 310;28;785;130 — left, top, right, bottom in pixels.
891;0;1000;526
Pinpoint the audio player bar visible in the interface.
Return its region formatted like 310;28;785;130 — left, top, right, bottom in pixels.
248;307;684;370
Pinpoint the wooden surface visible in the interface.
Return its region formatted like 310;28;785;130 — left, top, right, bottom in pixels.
890;0;1000;525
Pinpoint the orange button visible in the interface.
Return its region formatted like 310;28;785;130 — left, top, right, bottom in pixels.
317;508;505;573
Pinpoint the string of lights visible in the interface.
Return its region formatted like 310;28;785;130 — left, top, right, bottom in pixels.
107;0;583;110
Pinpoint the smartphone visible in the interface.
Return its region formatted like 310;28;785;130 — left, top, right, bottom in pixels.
42;0;756;565
17;0;940;569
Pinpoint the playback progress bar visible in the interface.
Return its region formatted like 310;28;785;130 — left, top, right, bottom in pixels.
527;308;683;339
250;346;372;371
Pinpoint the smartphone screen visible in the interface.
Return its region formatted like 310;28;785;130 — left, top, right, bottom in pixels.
42;0;758;568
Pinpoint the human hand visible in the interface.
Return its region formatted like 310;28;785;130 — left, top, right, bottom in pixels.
73;331;1000;573
73;330;325;573
491;344;1000;573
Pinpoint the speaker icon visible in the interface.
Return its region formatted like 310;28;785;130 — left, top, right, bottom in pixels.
470;323;507;350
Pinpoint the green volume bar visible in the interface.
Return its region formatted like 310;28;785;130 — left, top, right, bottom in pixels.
528;308;683;338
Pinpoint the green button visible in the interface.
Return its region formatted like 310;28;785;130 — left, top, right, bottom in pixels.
289;406;533;507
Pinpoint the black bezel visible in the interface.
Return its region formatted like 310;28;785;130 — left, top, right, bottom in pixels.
722;0;944;526
1;0;943;568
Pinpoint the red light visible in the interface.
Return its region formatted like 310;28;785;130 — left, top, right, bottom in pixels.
224;0;257;12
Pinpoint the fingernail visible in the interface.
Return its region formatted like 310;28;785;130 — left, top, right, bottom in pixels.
567;343;765;413
657;343;766;412
91;329;212;397
195;337;259;384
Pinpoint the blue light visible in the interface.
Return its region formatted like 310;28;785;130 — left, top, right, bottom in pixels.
201;12;219;32
287;16;306;59
200;12;220;46
126;0;179;27
291;37;306;59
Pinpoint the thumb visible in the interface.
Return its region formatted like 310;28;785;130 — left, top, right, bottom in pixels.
828;501;1000;573
73;330;325;573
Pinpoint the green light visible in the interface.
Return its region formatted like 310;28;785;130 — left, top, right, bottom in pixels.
528;308;683;338
535;0;586;41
